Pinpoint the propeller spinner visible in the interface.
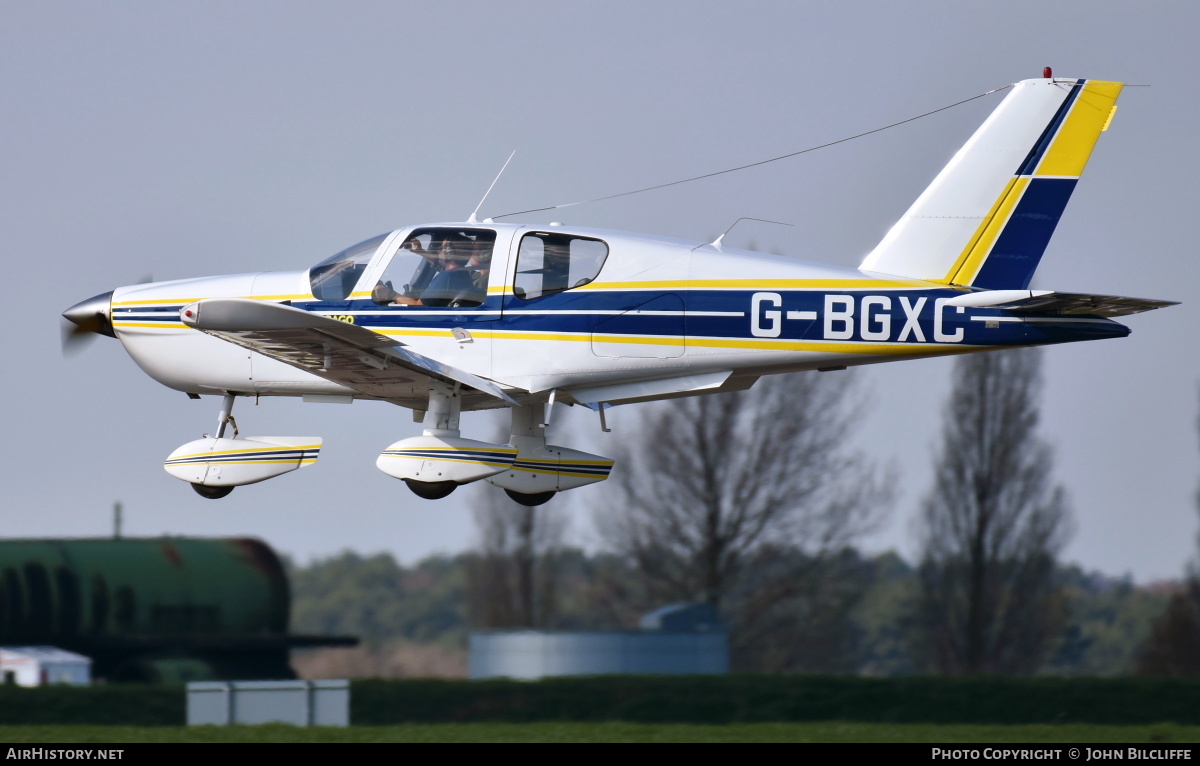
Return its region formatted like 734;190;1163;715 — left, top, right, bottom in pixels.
62;290;115;354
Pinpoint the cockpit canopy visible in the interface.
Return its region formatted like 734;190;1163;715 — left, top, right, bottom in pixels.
307;225;610;307
308;232;390;301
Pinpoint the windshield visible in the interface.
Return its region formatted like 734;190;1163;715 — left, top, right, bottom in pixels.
308;233;390;301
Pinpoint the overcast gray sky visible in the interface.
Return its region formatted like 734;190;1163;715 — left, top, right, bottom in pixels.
5;0;1198;581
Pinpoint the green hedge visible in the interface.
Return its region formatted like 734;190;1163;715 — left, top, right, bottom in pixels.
0;685;182;725
5;677;1200;726
351;676;1200;726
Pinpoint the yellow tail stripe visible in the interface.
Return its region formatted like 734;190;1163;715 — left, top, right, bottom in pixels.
1036;81;1124;177
947;177;1031;286
938;177;1021;285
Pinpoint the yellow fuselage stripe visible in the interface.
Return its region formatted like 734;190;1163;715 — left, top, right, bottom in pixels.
113;293;314;307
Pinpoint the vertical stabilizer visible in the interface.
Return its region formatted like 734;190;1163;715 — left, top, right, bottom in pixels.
860;77;1123;289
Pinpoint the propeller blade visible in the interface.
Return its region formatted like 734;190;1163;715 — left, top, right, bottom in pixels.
60;318;97;356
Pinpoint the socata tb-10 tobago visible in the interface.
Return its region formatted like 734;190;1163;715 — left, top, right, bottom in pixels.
63;71;1175;506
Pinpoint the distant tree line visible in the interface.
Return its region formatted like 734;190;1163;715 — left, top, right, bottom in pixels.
285;546;1172;678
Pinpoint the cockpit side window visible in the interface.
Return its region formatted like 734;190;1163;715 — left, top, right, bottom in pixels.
372;227;496;307
309;233;390;301
513;233;608;301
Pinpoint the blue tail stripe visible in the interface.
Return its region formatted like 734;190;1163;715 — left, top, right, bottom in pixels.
972;177;1078;290
1015;80;1085;176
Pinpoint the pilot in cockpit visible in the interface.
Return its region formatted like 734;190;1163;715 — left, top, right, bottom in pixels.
375;232;487;307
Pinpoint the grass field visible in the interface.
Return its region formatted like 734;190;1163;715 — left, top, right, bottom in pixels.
3;722;1200;743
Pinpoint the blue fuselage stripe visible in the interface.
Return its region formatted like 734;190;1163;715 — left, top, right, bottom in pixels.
116;282;1130;350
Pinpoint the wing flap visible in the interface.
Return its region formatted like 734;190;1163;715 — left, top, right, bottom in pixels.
181;298;517;405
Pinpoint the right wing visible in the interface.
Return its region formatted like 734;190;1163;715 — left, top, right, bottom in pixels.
180;298;518;406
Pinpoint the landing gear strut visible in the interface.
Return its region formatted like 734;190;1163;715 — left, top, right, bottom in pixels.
380;381;516;500
403;381;463;500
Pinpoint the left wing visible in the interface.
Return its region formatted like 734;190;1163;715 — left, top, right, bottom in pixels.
180;298;518;406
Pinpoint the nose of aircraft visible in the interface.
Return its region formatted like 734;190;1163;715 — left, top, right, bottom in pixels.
62;291;116;351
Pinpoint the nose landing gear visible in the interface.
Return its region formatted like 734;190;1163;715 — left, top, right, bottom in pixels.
164;393;323;499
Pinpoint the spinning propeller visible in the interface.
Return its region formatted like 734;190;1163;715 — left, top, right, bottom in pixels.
61;275;152;355
61;290;116;355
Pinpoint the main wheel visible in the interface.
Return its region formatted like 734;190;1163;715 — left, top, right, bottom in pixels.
403;479;458;500
504;489;557;507
191;483;234;499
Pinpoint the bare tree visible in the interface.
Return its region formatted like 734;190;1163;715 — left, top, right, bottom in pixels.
1135;580;1200;676
915;348;1072;675
467;487;567;629
595;371;890;669
1135;389;1200;676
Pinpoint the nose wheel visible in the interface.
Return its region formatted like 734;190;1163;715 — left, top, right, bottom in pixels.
166;393;324;498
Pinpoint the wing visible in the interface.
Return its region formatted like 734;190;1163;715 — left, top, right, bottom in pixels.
180;298;518;406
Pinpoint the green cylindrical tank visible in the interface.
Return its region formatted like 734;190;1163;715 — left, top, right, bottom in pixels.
0;537;288;642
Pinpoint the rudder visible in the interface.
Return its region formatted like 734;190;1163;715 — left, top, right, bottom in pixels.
860;77;1123;289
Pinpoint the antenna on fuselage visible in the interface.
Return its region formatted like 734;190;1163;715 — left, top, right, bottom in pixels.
711;217;793;248
467;150;517;224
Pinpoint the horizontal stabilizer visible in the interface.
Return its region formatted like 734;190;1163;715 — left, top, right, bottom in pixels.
946;290;1177;317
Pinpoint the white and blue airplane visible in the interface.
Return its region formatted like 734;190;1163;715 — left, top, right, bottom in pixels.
63;73;1174;506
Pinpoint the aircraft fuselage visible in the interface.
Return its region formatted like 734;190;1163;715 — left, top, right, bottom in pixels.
106;223;1127;410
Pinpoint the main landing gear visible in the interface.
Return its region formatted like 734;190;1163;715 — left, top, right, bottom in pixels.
376;383;614;505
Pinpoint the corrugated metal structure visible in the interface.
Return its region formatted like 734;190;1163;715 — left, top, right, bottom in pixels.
470;604;729;680
187;680;349;726
0;646;91;686
0;537;354;682
469;631;728;679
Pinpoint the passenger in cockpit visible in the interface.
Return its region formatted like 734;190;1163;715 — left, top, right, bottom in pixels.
466;239;491;291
